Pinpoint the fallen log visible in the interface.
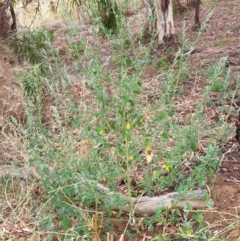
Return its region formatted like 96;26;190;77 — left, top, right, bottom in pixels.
133;191;207;215
74;174;208;215
0;167;208;215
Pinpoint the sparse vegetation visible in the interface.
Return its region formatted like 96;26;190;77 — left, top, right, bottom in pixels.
1;0;240;240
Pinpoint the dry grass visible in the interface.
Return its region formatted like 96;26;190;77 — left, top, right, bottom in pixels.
0;0;240;240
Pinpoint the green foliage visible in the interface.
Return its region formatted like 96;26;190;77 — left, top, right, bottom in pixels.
97;0;121;33
22;29;221;238
23;64;45;97
71;41;86;59
9;29;54;72
206;57;230;92
23;63;47;124
2;3;236;240
70;0;122;34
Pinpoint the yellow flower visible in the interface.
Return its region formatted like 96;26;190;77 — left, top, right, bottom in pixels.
145;145;153;163
128;155;133;161
98;126;104;134
186;230;193;237
152;170;157;178
167;202;172;210
162;163;170;172
111;211;118;216
146;153;153;163
126;123;131;130
156;221;163;226
145;145;152;152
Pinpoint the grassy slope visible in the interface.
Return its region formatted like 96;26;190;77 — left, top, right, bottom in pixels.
0;0;240;240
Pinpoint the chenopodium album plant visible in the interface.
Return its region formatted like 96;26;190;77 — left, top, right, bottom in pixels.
22;9;223;238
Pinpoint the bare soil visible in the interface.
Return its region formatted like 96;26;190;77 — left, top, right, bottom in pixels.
173;2;240;239
0;0;240;240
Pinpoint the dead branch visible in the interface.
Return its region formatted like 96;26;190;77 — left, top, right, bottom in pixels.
0;167;208;215
0;165;40;179
74;173;208;215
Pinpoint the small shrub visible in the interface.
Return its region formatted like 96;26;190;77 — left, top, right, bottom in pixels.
71;0;122;34
8;29;54;73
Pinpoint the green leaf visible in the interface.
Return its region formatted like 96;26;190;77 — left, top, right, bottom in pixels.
159;112;167;120
61;214;71;229
168;111;175;117
72;118;81;127
185;202;193;211
79;129;87;138
190;142;197;152
135;116;143;127
161;132;169;139
124;39;131;47
182;73;188;81
128;99;135;107
126;59;132;68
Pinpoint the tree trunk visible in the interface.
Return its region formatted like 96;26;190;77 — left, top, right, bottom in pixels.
0;0;16;38
195;0;200;27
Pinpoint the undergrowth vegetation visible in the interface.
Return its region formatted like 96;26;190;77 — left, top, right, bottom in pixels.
0;0;239;240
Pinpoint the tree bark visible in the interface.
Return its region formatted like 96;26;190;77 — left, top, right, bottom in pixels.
9;0;16;31
195;0;200;27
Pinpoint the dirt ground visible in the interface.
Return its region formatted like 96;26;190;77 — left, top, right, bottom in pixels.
0;60;24;128
0;0;240;240
173;1;240;239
